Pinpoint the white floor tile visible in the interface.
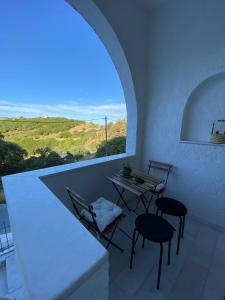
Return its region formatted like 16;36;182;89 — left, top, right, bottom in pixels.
189;226;218;269
201;269;225;300
109;282;129;300
167;260;208;300
109;214;223;300
216;232;225;252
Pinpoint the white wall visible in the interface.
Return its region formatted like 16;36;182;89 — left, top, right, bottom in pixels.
42;156;138;213
92;0;149;163
142;0;225;228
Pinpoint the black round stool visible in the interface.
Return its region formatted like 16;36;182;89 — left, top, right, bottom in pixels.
155;197;187;255
130;214;174;289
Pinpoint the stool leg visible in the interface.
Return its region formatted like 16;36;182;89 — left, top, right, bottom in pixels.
168;239;171;266
176;216;182;255
142;237;145;249
157;243;163;290
156;208;159;216
161;211;163;217
181;215;186;238
130;229;137;269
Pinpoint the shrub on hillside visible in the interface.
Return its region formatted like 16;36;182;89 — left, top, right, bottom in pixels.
95;136;126;158
59;131;72;138
0;136;28;176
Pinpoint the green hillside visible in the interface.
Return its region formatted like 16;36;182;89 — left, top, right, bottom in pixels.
0;117;126;156
0;117;126;202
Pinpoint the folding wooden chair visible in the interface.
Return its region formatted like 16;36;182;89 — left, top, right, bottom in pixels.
141;160;173;211
66;187;125;252
148;160;173;189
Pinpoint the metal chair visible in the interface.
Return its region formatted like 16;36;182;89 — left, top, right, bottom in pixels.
138;160;173;212
147;160;173;188
66;187;125;252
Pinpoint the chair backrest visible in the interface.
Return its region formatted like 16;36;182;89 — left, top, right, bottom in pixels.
148;160;173;186
66;187;96;219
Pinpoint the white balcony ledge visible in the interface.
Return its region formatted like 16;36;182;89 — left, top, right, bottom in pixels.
2;156;121;299
5;152;132;180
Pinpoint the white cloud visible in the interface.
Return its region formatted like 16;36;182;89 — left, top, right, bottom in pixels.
0;100;126;121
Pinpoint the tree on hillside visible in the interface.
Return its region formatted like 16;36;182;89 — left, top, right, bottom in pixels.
95;136;126;158
0;138;28;176
64;152;76;161
34;147;52;158
43;151;64;167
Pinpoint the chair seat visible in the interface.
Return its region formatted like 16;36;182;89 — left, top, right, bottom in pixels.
156;197;187;217
81;197;122;232
135;214;174;243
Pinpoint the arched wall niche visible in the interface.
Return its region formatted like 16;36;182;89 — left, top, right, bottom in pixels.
181;71;225;143
66;0;137;155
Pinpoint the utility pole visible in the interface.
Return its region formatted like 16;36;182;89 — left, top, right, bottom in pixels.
105;116;108;156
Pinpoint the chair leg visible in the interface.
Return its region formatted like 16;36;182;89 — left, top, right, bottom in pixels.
146;193;154;212
106;223;118;249
168;239;171;266
133;198;141;212
117;226;133;241
130;229;137;269
157;243;163;290
102;233;124;252
181;215;186;238
142;237;145;249
176;216;182;255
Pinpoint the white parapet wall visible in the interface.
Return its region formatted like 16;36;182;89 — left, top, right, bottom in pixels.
2;157;114;300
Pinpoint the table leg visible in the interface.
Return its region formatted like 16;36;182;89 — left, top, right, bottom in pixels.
140;195;149;213
146;193;154;212
112;182;131;211
130;229;138;269
133;197;141;213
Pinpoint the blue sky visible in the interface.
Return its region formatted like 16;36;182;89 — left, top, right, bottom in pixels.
0;0;126;121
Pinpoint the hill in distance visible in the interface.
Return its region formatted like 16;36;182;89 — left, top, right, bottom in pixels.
0;117;126;156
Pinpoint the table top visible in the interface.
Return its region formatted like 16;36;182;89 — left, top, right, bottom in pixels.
107;169;162;197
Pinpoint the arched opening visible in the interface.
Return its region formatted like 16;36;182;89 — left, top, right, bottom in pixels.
67;0;137;155
181;71;225;143
0;0;137;178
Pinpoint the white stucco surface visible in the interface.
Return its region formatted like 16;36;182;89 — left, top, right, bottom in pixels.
143;0;225;228
3;170;108;300
182;71;225;142
90;0;149;164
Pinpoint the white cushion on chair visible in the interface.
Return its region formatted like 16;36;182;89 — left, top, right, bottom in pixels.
155;183;165;192
81;197;122;232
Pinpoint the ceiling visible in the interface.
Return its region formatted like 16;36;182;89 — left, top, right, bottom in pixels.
139;0;169;10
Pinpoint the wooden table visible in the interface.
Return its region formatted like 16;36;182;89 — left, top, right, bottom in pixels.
107;170;162;213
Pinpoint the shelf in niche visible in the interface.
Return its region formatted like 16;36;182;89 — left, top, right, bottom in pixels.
180;140;225;147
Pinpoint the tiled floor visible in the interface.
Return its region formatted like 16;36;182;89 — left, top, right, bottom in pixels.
105;200;225;300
